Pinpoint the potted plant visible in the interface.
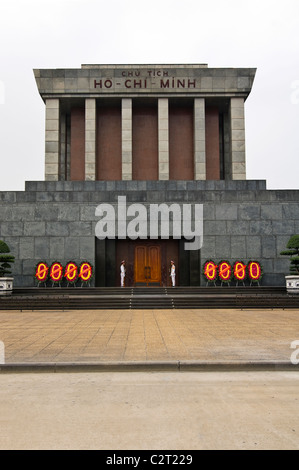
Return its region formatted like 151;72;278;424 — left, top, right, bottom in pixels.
0;240;15;295
280;235;299;294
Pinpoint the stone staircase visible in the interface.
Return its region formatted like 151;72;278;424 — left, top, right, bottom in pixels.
0;286;298;310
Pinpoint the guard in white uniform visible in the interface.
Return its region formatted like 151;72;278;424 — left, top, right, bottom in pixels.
170;260;176;287
120;260;126;287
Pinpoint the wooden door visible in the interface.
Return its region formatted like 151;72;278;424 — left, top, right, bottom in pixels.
135;244;161;286
135;246;147;285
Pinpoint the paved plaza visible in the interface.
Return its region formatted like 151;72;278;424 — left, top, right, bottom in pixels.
1;308;299;450
0;307;299;367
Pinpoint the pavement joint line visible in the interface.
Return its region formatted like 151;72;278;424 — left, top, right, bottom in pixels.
0;361;298;373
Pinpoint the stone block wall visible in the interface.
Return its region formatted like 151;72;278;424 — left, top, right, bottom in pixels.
0;179;297;287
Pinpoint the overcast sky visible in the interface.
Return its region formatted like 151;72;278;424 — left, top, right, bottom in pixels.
0;0;298;191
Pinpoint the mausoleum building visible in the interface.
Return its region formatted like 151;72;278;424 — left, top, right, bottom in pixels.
0;63;297;287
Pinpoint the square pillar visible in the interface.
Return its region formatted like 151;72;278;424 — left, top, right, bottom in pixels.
230;97;246;180
85;98;96;181
45;99;60;181
59;113;66;181
158;98;169;180
194;98;206;180
122;98;132;180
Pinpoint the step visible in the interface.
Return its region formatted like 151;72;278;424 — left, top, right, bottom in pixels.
0;286;296;311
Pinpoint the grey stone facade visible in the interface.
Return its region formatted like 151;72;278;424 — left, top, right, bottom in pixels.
35;64;256;181
1;64;296;288
0;179;297;287
34;64;256;98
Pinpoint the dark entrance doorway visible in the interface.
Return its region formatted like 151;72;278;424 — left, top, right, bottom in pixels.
95;237;200;287
115;239;179;287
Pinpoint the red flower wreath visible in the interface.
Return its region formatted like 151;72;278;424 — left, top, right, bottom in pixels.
218;260;233;283
203;260;218;282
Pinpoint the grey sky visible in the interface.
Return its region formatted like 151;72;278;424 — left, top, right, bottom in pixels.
0;0;298;190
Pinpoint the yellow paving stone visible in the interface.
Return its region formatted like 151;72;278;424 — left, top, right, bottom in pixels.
0;308;299;363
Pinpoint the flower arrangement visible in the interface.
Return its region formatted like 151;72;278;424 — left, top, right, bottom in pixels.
218;260;233;283
203;260;218;282
49;261;64;285
35;261;49;284
203;260;263;285
34;261;93;286
79;261;93;284
233;261;247;283
64;261;79;284
247;261;263;283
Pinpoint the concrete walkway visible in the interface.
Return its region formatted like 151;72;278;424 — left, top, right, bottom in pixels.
0;307;299;369
1;308;298;450
1;371;299;450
